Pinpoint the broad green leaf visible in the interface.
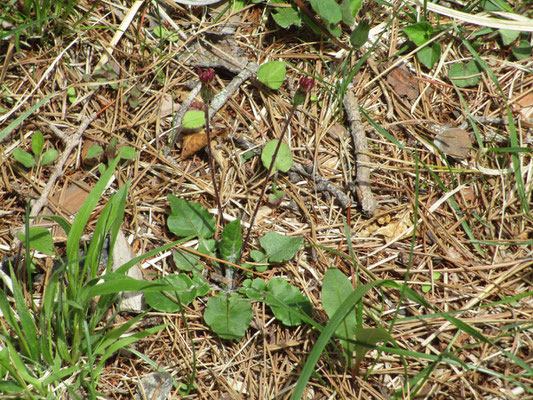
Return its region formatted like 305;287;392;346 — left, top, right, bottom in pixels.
322;269;356;358
257;61;286;90
260;232;302;263
310;0;342;25
417;42;441;69
182;110;205;129
12;148;35;168
144;274;197;312
498;29;520;46
350;20;370;48
272;7;301;28
17;226;54;255
449;61;482;88
403;22;433;46
219;219;242;264
204;293;253;340
261;139;293;173
32;130;44;156
167;195;215;238
86;144;103;159
266;278;312;326
341;0;362;26
41;148;58;165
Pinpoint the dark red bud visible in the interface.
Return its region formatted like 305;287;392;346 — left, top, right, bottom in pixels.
197;67;215;84
299;76;315;93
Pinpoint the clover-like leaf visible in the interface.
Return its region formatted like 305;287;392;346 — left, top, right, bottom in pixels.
261;140;293;173
257;61;286;90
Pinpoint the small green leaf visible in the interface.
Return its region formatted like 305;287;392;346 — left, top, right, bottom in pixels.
403;22;433;46
417;42;441;69
272;7;301;28
118;146;137;159
17;227;54;255
266;278;312;326
350;20;370;48
153;26;168;38
341;0;362;26
310;0;342;25
12;148;35;168
257;61;286;90
260;232;303;263
219;219;242;264
32;131;44;157
322;269;356;357
182;110;205;129
86;144;103;159
498;29;520;46
167;195;215;238
173;250;201;272
40;148;58;165
512;38;531;60
240;278;267;300
449;61;482;88
204;293;253;340
144;274;197;312
261;139;293;173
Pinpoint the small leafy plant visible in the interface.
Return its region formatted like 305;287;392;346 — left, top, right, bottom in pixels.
12;130;58;168
159;196;310;340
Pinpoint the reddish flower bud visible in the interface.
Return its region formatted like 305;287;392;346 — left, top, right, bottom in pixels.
299;76;315;93
197;67;215;84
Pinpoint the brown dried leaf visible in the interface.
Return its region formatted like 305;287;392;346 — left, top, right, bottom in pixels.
386;66;419;100
182;132;209;159
434;128;472;159
516;92;533;121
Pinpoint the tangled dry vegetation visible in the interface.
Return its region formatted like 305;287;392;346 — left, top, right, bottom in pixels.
0;0;532;399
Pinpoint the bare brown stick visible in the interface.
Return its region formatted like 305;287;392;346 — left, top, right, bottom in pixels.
343;90;378;216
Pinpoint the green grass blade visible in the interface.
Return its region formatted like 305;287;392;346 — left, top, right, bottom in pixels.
290;280;392;400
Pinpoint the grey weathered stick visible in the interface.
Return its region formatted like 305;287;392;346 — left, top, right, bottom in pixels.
343;91;378;216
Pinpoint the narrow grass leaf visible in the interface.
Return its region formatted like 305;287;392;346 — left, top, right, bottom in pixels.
290;280;392;400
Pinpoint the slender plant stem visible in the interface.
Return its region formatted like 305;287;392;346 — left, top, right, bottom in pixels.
204;99;224;234
238;105;297;264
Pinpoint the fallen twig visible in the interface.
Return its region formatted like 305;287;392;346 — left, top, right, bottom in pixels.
343;90;378;216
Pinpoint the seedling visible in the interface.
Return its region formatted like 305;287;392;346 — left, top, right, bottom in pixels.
164;196;309;340
12;130;58;168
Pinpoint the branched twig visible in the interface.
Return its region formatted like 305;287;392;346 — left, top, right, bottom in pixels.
343;90;378;216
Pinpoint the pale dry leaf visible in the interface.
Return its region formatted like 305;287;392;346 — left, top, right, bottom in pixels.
374;210;412;242
434;128;472;159
515;92;533;121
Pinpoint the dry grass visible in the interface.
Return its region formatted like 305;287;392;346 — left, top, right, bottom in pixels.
0;0;532;399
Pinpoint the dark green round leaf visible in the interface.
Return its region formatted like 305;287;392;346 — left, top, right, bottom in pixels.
204;293;253;340
266;278;312;326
